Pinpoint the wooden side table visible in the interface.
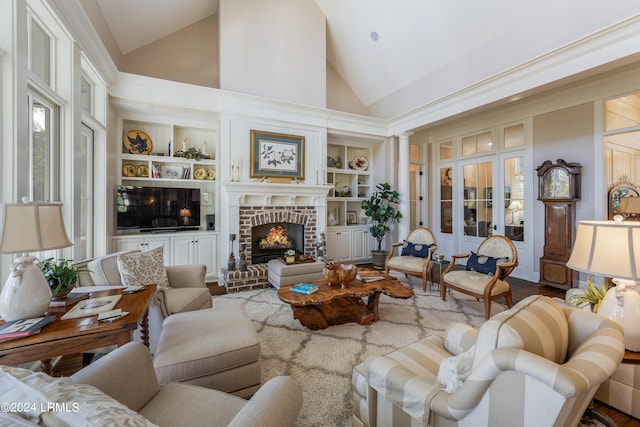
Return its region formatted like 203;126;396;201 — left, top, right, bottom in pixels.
0;284;156;374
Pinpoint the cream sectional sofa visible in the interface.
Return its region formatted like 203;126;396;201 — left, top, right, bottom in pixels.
74;249;212;353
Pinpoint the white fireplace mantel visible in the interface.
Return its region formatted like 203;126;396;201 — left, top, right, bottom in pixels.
223;181;332;207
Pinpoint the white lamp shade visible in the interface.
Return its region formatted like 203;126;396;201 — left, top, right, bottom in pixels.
0;202;72;253
567;221;640;280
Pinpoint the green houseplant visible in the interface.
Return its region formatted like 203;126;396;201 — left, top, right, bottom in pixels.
38;258;86;299
570;277;609;313
361;182;402;269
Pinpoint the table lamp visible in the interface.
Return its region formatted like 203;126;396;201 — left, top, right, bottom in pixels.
0;202;72;321
507;200;523;225
179;208;192;226
567;220;640;351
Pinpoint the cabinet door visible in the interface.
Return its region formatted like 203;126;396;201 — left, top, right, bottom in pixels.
193;235;216;277
171;235;193;266
114;237;145;253
143;236;171;264
327;229;351;262
351;228;367;261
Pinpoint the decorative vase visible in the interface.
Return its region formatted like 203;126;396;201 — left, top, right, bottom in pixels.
371;251;388;270
328;211;338;226
0;256;52;321
286;256;295;264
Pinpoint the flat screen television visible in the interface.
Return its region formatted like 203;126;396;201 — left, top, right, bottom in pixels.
116;185;201;232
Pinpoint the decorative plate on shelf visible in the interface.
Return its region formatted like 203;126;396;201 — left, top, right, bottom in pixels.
122;164;136;177
350;156;368;171
137;164;149;177
123;130;153;155
206;169;216;180
194;168;207;180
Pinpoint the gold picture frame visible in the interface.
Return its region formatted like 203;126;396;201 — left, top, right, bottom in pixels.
250;130;305;180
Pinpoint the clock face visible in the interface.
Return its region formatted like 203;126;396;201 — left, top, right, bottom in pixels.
542;167;570;198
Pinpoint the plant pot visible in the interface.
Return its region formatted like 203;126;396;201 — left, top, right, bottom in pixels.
51;283;76;300
371;250;387;270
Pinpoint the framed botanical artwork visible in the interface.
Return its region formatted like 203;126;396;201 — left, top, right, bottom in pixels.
250;130;305;180
347;211;357;225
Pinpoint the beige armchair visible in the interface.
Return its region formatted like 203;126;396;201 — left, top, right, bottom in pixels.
385;227;437;291
352;295;625;427
71;341;302;427
75;249;211;352
441;235;517;319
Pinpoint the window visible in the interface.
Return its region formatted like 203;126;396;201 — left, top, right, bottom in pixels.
604;92;640;187
439;141;453;160
504;157;524;241
463;162;492;237
462;131;492;156
440;167;452;234
78;124;94;259
28;91;59;202
29;17;52;86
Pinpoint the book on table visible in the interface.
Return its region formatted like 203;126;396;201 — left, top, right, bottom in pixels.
0;315;56;341
290;283;319;295
356;274;385;283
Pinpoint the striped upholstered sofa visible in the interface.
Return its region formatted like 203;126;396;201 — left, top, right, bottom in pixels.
352;295;625;427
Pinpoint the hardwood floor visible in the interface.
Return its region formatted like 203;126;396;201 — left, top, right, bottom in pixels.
51;276;639;426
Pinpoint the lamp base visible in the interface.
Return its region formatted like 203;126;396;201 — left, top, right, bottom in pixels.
0;256;52;321
598;285;640;351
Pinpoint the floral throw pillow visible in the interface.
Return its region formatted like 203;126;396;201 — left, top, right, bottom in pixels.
117;246;170;289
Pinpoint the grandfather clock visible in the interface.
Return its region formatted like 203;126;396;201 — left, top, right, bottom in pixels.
536;159;582;290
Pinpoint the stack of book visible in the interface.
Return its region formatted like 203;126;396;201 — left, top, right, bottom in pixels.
289;283;319;295
0;315;56;342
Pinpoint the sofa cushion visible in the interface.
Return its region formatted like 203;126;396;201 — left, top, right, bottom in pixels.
0;365;157;427
386;255;428;273
465;251;507;278
401;242;432;257
87;249;140;286
472;295;569;369
163;287;213;314
153;303;261;389
117;246;170;288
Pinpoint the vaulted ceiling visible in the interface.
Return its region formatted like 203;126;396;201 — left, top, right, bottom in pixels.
88;0;640;120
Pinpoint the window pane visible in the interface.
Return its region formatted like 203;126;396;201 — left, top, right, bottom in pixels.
463;164;477;236
30;19;51;85
439;141;453;160
440;167;452;234
504;124;524;148
462;135;476;156
80;76;92;113
606;92;640;131
504;156;524;241
476;131;493;153
31;100;51;201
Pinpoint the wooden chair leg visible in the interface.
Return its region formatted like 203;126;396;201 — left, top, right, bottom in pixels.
441;283;447;301
484;298;492;320
505;290;513;308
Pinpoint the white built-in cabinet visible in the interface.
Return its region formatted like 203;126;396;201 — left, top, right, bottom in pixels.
326;139;377;263
114;112;220;281
113;232;217;281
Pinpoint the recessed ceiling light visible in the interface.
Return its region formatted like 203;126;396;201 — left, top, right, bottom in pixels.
370;31;379;41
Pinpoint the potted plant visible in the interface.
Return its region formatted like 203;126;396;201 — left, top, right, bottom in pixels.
569;277;609;312
284;249;296;264
361;182;402;269
38;258;86;299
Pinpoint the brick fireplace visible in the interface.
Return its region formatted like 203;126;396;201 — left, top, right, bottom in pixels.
222;182;331;292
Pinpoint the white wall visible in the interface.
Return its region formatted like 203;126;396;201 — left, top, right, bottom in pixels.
219;0;326;107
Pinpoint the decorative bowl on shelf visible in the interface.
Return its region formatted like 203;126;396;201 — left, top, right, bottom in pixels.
323;263;357;288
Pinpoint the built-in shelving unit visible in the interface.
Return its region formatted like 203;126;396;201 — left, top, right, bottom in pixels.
325;138;377;263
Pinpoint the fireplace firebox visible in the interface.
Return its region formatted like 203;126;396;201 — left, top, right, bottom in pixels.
251;222;304;264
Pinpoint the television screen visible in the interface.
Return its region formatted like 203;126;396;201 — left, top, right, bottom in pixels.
116;185;201;232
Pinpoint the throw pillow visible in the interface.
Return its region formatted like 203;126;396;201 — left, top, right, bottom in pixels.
436;347;475;393
401;241;432;257
465;251;508;278
117;246;170;289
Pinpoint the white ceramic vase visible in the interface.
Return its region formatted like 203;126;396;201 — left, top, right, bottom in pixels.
0;256;52;321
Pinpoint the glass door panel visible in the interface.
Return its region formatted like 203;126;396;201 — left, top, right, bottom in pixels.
504;156;524;241
463;161;493;237
440;167;453;234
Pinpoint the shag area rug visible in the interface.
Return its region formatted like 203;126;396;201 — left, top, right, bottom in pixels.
215;276;507;427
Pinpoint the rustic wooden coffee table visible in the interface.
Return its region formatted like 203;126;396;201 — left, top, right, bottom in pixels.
277;269;413;330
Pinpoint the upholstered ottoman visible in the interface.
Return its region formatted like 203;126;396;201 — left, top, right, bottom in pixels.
267;258;325;289
153;301;261;398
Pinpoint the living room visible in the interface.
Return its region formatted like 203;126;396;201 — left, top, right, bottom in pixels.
1;1;640;426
